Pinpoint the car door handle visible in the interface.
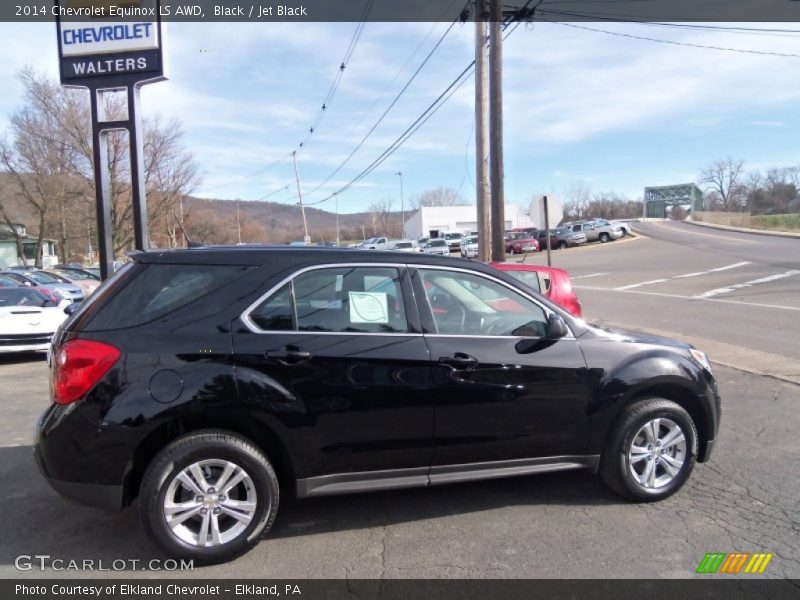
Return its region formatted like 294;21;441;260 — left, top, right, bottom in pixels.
266;347;312;365
438;353;478;370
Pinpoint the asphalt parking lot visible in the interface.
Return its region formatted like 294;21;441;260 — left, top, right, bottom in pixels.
0;222;797;579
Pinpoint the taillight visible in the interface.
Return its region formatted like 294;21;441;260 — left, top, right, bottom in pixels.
53;339;121;405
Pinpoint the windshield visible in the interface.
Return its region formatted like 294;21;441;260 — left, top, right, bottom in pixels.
394;242;412;249
444;233;460;240
465;236;478;244
23;271;60;284
429;240;446;247
0;289;57;307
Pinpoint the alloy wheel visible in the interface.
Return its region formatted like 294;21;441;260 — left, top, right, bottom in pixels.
628;418;687;489
163;459;258;547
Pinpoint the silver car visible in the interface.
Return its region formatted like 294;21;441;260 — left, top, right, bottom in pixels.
0;270;85;303
568;219;624;243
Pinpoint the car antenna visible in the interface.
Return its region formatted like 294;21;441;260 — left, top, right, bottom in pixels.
172;211;205;248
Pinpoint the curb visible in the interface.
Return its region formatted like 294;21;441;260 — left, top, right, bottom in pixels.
685;219;800;240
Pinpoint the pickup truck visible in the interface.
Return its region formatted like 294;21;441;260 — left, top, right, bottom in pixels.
361;237;390;250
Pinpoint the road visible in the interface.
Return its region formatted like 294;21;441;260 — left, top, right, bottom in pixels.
0;222;798;579
517;220;800;383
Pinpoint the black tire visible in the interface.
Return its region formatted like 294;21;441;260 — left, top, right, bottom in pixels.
599;233;610;243
139;430;279;564
558;241;568;250
508;247;515;255
599;398;698;502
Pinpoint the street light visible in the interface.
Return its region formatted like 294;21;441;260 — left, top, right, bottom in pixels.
395;171;405;239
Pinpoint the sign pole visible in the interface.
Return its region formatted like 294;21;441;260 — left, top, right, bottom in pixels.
90;89;115;280
55;0;165;279
128;85;149;251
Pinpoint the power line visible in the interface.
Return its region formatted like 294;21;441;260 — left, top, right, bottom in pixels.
296;0;375;150
301;17;462;199
306;20;525;208
544;20;800;58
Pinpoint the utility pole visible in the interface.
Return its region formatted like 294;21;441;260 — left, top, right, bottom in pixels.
543;195;552;266
395;171;405;239
334;192;340;246
236;198;242;244
489;0;505;262
475;0;491;262
292;151;310;244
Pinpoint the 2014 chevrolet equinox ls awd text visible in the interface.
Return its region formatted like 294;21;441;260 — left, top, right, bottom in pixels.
35;247;720;564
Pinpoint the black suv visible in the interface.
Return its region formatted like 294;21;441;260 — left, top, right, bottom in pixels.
35;247;720;563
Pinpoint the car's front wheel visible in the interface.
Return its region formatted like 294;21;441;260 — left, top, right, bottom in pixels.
599;398;698;501
558;241;568;250
139;430;279;564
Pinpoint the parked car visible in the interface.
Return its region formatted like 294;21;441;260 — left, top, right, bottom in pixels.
0;276;21;288
490;263;582;318
421;238;449;256
0;271;84;303
611;220;634;236
567;220;623;243
0;288;68;353
46;269;101;296
361;237;390;250
504;231;540;255
35;247;720;564
459;234;479;258
536;228;587;250
441;232;463;250
390;240;422;253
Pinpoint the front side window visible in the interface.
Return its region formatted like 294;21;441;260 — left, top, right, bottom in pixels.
420;269;548;337
249;267;409;334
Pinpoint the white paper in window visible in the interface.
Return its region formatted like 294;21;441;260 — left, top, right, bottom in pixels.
348;291;389;324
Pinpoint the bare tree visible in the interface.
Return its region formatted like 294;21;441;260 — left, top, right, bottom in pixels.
699;158;747;212
413;187;461;208
562;182;592;221
367;198;393;236
1;68;200;260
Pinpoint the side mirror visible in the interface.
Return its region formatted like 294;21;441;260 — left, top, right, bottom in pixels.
547;313;569;339
63;303;78;315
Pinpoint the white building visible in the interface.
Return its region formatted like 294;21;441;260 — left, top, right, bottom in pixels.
404;205;536;240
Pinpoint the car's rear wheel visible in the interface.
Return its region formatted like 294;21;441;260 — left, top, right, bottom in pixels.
508;247;515;255
599;398;698;501
139;430;279;564
600;233;610;243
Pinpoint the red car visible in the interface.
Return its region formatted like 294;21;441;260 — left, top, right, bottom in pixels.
504;231;540;255
490;262;583;318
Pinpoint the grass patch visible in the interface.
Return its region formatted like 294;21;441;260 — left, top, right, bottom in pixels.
751;214;800;233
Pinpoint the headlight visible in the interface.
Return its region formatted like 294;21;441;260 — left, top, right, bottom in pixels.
690;348;713;374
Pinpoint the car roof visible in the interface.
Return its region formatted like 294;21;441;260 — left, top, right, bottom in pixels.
489;262;568;277
133;245;495;271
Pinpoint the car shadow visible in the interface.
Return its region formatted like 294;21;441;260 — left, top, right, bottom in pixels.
0;352;47;366
1;444;623;568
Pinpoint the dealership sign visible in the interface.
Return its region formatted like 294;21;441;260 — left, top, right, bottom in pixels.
55;0;165;86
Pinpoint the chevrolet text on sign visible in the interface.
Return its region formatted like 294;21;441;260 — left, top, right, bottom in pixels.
55;0;164;85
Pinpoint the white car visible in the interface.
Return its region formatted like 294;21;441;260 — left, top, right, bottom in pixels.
421;238;449;255
442;232;463;251
390;240;423;253
460;235;479;259
0;288;69;353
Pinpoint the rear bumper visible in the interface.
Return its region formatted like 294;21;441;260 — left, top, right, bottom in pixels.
0;343;50;353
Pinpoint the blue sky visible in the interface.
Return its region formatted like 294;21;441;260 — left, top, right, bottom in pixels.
1;20;799;214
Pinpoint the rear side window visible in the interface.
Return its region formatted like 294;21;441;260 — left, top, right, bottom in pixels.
506;270;541;293
248;266;409;334
84;264;250;331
